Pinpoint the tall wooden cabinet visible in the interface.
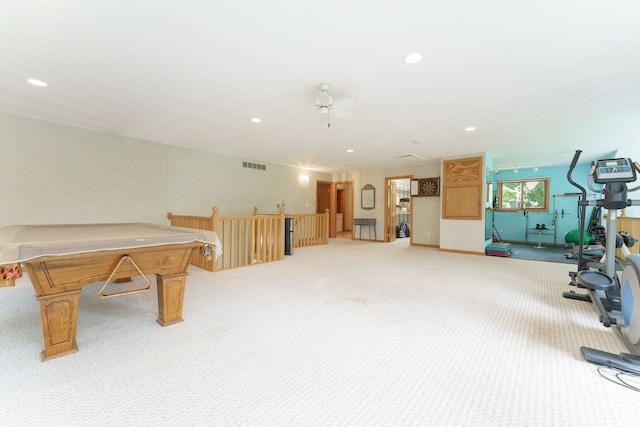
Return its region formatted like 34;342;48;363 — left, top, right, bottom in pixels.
442;156;483;220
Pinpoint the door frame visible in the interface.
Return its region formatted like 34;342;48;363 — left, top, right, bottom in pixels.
316;180;354;238
384;175;413;243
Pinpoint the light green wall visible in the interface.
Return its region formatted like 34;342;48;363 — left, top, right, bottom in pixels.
166;145;329;217
0;113;331;226
2;113;168;225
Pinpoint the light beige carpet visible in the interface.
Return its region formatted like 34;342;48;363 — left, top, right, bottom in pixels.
1;238;638;426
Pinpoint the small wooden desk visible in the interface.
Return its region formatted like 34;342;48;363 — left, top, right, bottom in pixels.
354;218;376;240
0;223;220;360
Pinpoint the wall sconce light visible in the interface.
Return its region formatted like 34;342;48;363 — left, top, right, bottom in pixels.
532;167;539;172
513;168;519;174
299;174;309;183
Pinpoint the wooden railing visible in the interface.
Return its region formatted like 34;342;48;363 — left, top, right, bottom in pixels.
167;207;285;271
167;207;329;271
166;211;218;271
289;210;330;248
617;213;640;259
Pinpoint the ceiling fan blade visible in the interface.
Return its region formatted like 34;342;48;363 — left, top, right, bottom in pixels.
331;108;352;119
316;92;332;106
296;101;318;111
332;98;355;110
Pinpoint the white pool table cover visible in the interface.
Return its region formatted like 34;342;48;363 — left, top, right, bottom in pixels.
0;223;221;264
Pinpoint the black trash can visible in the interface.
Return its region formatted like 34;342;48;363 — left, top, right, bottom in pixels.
284;217;293;255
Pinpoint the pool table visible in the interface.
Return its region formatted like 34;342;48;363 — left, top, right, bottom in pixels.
0;223;221;360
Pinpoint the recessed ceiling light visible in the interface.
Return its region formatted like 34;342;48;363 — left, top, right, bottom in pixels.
250;117;262;123
404;52;423;64
411;140;420;144
465;127;476;131
347;149;354;153
27;78;48;87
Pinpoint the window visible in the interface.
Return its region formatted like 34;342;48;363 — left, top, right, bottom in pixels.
497;178;549;212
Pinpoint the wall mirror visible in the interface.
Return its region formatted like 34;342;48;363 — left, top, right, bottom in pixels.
361;184;375;210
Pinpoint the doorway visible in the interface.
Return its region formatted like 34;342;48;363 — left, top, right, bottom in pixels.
384;176;413;243
337;188;346;234
316;180;354;238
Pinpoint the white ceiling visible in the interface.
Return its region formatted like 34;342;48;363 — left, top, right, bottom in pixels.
2;1;639;173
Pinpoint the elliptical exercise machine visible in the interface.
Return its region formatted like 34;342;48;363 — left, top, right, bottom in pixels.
564;154;637;308
564;150;640;374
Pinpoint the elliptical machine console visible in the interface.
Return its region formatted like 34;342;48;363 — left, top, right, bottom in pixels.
566;151;640;374
593;158;636;184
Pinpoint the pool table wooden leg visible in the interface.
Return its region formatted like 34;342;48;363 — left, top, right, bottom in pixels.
156;273;187;326
37;290;81;361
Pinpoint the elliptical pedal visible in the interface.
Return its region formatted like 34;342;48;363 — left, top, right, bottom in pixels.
581;346;640;375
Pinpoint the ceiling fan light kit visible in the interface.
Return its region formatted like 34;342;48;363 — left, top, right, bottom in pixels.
299;82;354;127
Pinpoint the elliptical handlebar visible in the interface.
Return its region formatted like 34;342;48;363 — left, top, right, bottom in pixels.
567;150;588;277
567;150;586;198
587;165;602;194
629;161;640;192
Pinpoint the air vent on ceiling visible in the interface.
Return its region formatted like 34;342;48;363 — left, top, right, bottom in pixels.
243;161;266;171
389;154;426;165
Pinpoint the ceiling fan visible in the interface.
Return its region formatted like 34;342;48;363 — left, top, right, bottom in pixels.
298;82;354;127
